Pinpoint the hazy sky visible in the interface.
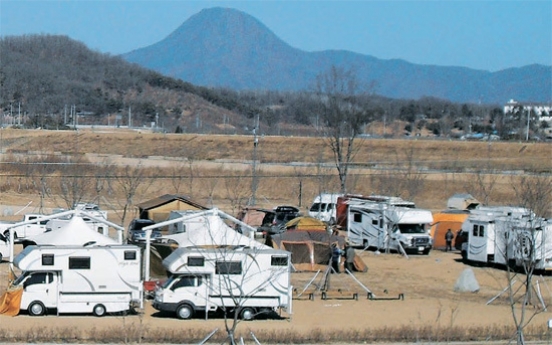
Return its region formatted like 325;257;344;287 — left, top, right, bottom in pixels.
1;0;550;72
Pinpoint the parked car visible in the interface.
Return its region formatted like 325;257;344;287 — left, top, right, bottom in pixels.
128;219;162;243
258;205;301;235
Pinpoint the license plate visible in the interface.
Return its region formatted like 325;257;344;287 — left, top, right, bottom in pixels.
418;246;424;252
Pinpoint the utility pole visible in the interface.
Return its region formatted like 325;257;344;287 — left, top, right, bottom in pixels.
250;114;260;205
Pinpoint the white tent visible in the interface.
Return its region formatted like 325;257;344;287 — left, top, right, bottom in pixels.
29;216;118;246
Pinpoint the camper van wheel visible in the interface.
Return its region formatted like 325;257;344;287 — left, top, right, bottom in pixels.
28;301;45;316
176;304;194;320
461;250;468;263
240;307;256;321
0;253;2;262
93;304;107;317
321;292;327;300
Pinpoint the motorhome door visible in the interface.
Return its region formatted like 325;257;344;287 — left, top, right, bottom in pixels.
467;222;489;263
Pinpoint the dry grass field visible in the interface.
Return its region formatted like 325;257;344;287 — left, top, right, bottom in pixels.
0;128;551;343
0;127;550;219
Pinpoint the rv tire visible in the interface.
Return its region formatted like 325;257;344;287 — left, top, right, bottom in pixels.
28;301;45;316
93;304;106;317
240;307;256;321
176;303;194;320
0;252;2;262
461;250;468;263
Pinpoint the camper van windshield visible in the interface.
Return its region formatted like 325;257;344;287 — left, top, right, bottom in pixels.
13;271;30;286
309;203;322;212
398;224;426;234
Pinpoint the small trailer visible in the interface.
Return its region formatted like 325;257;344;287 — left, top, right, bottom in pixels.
153;246;293;320
12;244;143;316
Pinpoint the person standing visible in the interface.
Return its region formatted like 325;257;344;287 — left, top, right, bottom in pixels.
330;243;343;273
344;241;356;273
445;229;454;252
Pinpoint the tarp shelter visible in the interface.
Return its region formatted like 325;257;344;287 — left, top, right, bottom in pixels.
430;210;470;250
236;207;271;229
28;216;118;246
266;217;367;272
135;194;209;223
446;194;480;210
285;216;328;231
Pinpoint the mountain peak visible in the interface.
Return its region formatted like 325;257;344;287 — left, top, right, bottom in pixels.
122;8;551;102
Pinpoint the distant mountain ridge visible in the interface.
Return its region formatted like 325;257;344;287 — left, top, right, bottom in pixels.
122;7;551;104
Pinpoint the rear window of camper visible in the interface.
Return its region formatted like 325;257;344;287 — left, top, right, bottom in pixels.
124;251;137;260
271;256;288;266
69;257;91;269
215;261;242;275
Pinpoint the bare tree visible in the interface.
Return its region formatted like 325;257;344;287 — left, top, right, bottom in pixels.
503;174;552;344
58;156;94;209
111;162;154;227
315;65;374;193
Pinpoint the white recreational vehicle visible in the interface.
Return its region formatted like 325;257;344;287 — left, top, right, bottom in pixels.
336;195;433;254
308;193;343;224
153;246;293;320
0;232;8;262
462;206;552;270
12;244;143;316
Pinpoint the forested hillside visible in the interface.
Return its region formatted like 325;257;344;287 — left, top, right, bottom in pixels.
1;34;545;139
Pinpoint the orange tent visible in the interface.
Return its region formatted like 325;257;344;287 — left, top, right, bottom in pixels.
430;210;469;250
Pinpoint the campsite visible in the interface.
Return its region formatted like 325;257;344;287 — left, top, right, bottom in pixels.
0;129;550;344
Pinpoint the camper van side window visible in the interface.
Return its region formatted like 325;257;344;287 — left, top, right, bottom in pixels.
271;255;288;266
124;251;137;260
353;213;362;223
42;254;54;266
479;226;485;237
188;256;205;266
215;261;242;275
69;257;91;269
472;225;478;237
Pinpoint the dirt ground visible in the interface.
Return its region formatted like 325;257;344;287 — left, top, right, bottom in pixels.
1;248;551;341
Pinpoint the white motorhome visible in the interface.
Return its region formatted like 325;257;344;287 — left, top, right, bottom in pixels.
337;195;433;254
462;206;552;270
12;244;143;316
308;193;343;224
153;246;292;320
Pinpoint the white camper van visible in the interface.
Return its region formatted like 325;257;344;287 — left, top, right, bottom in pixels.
12;244;143;316
337;195;433;254
153;246;292;320
308;193;343;224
